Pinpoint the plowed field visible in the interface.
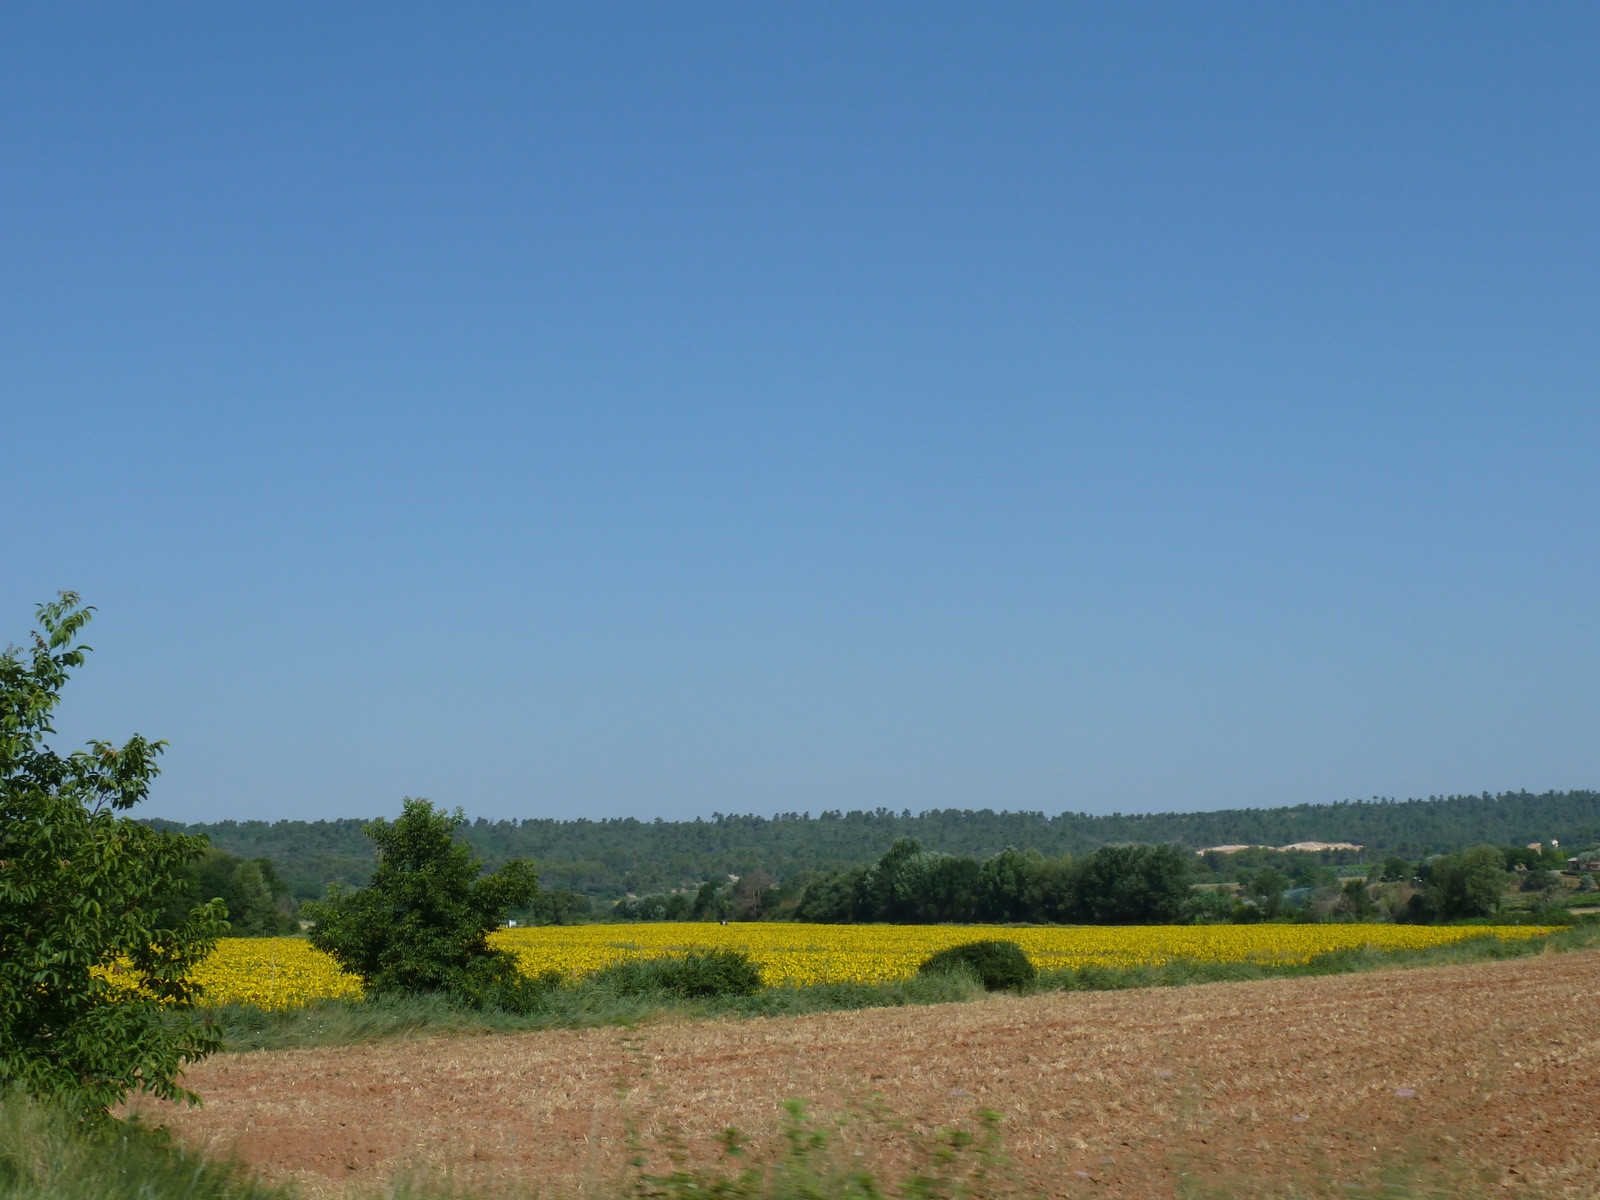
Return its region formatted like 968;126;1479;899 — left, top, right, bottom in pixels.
147;950;1600;1198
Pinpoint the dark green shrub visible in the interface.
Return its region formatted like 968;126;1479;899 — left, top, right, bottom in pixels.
1181;887;1236;924
595;949;764;998
917;940;1036;990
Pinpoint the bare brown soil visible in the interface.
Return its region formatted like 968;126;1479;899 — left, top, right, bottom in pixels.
145;950;1600;1198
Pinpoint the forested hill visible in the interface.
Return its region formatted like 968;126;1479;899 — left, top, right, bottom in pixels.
145;789;1600;902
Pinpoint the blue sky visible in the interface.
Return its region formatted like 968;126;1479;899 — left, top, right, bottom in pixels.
4;4;1596;824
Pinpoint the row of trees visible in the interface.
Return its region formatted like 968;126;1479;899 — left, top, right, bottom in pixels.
612;840;1595;927
150;788;1600;901
794;839;1195;925
153;848;298;935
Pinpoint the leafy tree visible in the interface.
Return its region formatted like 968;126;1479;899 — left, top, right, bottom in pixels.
1520;867;1558;894
1337;878;1376;918
515;887;590;925
304;798;539;1004
731;869;779;920
1071;843;1192;923
612;893;671;920
1182;887;1238;924
1244;866;1292;917
1501;846;1542;871
691;878;734;921
1428;845;1505;919
155;849;296;935
860;838;929;921
1377;854;1412;882
978;846;1036;922
792;868;863;922
923;854;985;922
0;594;224;1112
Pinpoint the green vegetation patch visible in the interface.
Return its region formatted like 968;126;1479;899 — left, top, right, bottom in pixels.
918;940;1037;991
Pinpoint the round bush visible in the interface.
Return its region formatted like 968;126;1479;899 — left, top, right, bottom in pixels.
658;948;764;997
596;948;764;998
917;940;1036;991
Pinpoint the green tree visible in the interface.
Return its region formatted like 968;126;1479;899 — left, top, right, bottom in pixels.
791;869;862;922
156;849;296;936
1071;843;1192;923
514;887;588;925
691;878;734;921
1337;878;1376;918
1182;886;1237;923
1428;845;1505;919
1245;866;1292;917
1520;867;1558;895
0;594;224;1112
860;838;928;921
979;846;1037;922
1377;854;1412;882
304;798;539;1004
923;853;985;922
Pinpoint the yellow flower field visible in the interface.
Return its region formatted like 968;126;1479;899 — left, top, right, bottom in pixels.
190;937;366;1008
494;921;1552;987
96;938;364;1010
132;922;1552;1008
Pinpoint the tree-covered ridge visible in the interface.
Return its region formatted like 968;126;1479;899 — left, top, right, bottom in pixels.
146;789;1600;901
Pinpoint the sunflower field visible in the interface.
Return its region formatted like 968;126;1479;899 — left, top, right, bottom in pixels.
493;921;1552;987
109;921;1552;1009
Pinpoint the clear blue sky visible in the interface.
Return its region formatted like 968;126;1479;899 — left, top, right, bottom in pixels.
4;4;1596;824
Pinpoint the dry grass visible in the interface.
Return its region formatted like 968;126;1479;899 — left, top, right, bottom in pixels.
141;949;1600;1199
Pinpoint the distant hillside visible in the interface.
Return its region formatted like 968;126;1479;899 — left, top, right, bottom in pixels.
145;789;1600;901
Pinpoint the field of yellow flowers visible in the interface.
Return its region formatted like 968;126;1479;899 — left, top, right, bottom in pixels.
495;922;1550;987
181;938;364;1009
158;922;1551;1008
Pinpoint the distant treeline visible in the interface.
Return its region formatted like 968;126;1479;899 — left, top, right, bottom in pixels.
792;840;1195;925
143;789;1600;902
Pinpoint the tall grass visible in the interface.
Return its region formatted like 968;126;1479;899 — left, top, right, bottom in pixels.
0;1091;287;1200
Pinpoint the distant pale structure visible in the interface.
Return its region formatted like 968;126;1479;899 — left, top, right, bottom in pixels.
1277;841;1364;853
1196;841;1363;855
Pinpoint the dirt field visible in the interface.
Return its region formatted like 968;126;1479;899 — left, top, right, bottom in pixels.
148;950;1600;1198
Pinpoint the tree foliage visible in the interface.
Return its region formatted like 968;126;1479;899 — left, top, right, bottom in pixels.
151;789;1600;901
1427;845;1506;918
304;798;539;1004
1072;843;1193;923
153;849;297;936
0;594;224;1112
792;838;1191;925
